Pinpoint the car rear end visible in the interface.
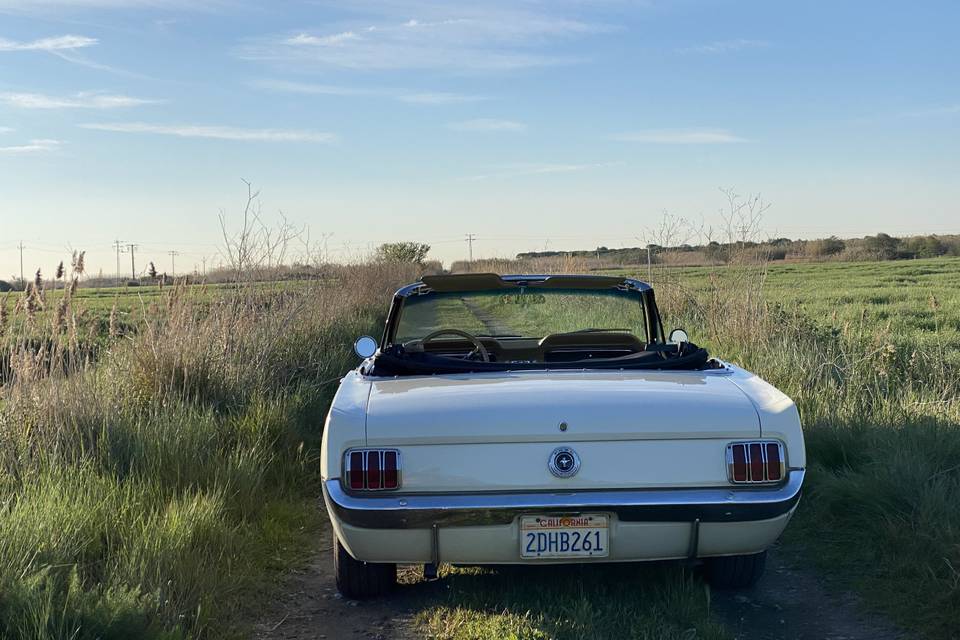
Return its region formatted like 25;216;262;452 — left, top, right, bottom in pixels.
321;365;805;596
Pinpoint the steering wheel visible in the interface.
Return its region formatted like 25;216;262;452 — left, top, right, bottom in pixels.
421;329;491;362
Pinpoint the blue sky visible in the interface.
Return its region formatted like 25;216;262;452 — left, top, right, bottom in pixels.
1;0;958;277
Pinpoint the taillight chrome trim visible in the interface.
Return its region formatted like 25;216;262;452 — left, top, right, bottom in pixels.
726;440;786;484
343;448;402;491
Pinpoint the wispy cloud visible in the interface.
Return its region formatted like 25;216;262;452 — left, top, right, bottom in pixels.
80;122;336;143
285;31;359;47
447;118;526;132
0;34;97;52
1;91;158;109
241;4;608;71
678;39;768;54
463;161;620;181
612;128;746;144
397;92;486;105
0;0;227;11
251;78;487;105
0;138;62;154
0;126;13;134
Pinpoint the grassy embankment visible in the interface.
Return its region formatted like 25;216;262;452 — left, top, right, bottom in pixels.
0;266;411;639
415;257;960;640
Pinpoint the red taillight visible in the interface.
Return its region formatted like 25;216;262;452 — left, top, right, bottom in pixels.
366;451;382;489
727;441;785;484
348;451;365;490
731;444;748;482
765;442;782;481
749;443;764;482
383;450;399;489
343;449;401;491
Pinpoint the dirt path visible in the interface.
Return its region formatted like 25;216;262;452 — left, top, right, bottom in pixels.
459;298;516;337
712;542;909;640
254;521;908;640
251;522;421;640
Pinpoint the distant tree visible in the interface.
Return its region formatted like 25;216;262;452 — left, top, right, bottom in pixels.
375;242;431;264
148;261;158;279
864;233;900;260
705;241;727;263
903;235;946;259
807;236;846;257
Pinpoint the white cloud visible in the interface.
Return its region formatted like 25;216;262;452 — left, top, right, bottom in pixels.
612;129;746;144
397;92;486;105
0;138;62;154
285;31;358;47
0;0;226;10
240;4;609;71
678;39;768;54
0;91;158;109
0;34;98;52
252;78;486;105
0;126;13;134
463;161;619;181
447;118;526;132
250;79;378;97
80;122;336;143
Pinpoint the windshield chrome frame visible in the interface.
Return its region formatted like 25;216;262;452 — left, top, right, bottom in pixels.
381;274;664;348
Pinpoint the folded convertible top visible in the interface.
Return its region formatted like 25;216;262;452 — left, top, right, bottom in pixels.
367;343;713;376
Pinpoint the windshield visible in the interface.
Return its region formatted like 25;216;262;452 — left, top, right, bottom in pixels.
395;288;650;343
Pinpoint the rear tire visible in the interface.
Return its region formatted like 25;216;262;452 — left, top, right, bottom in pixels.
334;537;397;599
704;551;767;589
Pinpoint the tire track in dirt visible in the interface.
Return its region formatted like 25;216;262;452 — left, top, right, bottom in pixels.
711;542;909;640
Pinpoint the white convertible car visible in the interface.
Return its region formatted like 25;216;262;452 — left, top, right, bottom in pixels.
321;274;805;598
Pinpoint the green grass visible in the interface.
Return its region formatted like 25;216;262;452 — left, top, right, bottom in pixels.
418;564;727;640
0;268;409;639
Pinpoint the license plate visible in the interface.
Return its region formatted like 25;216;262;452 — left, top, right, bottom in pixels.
520;514;609;559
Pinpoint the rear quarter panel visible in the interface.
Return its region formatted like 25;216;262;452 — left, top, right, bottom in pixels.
725;363;806;469
320;370;371;483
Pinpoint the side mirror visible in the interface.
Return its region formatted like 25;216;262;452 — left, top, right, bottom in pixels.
353;335;378;359
668;328;689;344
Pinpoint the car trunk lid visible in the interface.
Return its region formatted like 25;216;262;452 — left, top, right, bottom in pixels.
363;370;759;492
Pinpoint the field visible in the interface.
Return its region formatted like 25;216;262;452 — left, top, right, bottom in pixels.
1;256;958;639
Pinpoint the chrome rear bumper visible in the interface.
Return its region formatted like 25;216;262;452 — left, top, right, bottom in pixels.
323;470;804;529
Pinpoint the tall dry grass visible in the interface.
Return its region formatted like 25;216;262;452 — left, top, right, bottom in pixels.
0;260;423;639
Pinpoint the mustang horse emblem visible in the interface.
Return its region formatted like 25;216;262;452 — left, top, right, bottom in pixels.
548;447;580;478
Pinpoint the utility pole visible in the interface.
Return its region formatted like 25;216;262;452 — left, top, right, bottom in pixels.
17;241;24;289
168;250;179;277
647;245;652;282
465;233;476;264
126;243;138;280
113;240;124;287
